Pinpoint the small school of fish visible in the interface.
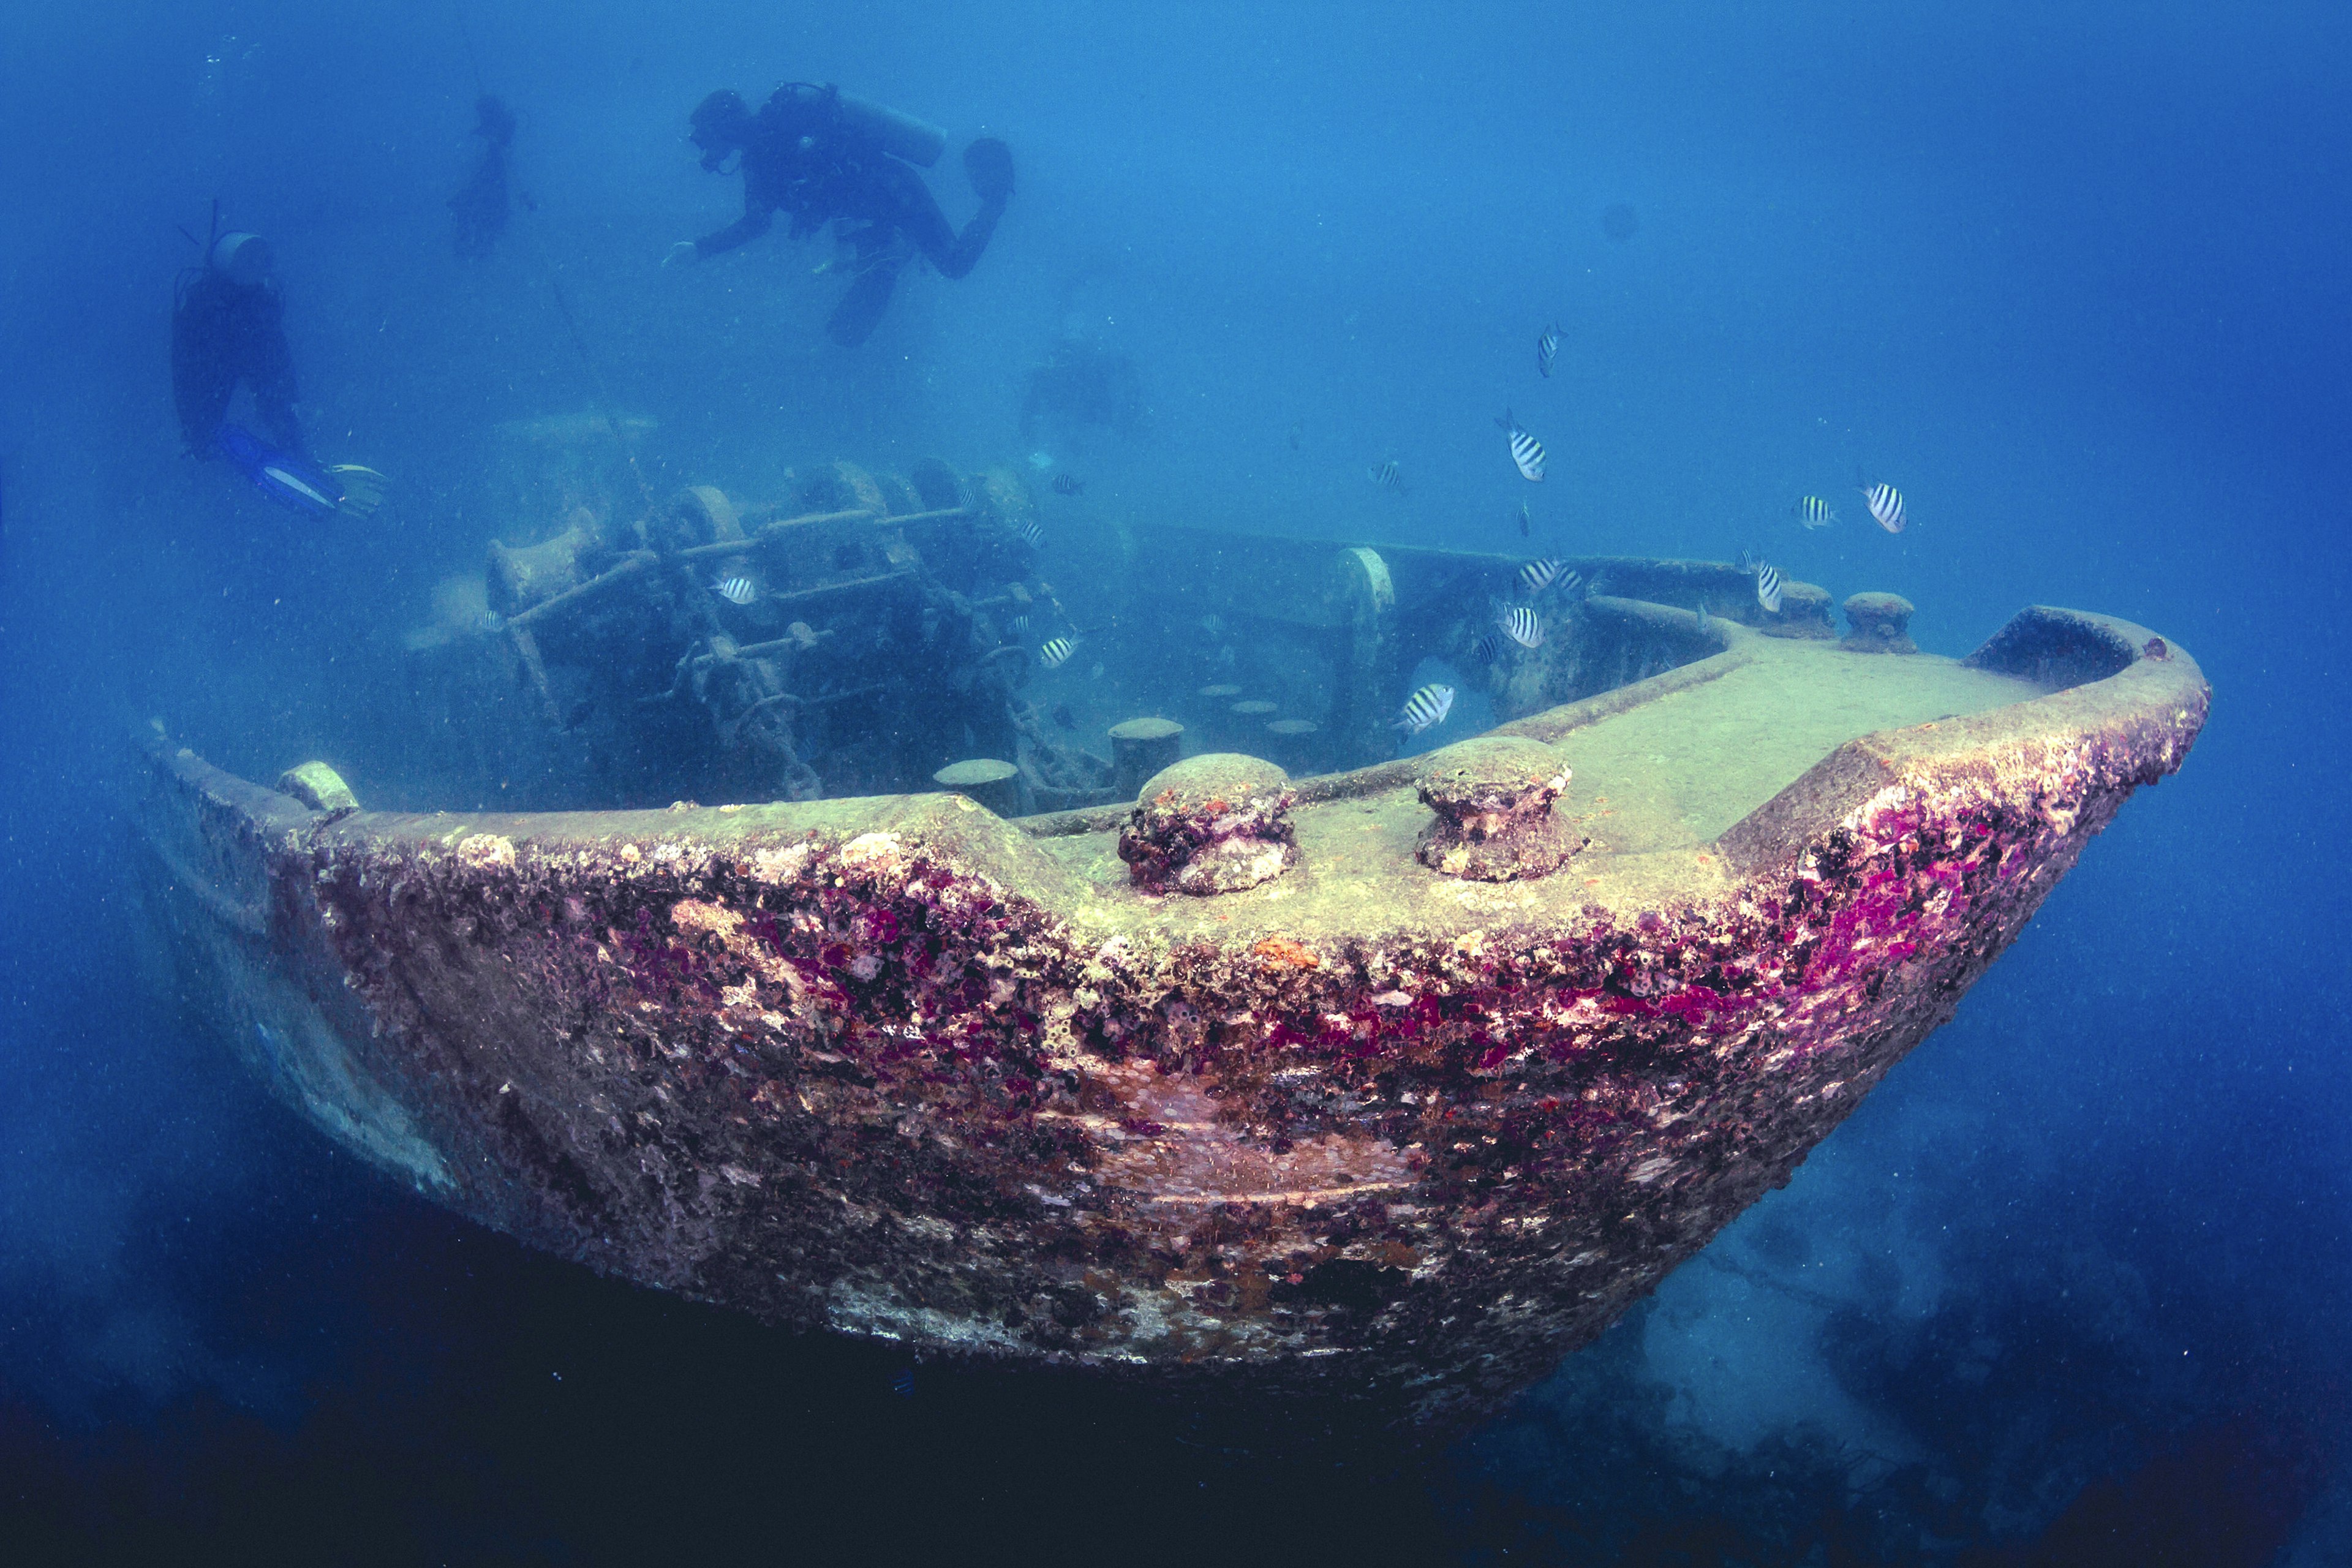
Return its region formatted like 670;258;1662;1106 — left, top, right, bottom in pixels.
712;575;756;606
1360;305;1915;752
1395;682;1455;735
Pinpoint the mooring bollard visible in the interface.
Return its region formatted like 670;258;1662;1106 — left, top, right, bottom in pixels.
1193;685;1243;745
933;757;1024;818
1264;717;1321;775
1108;718;1185;799
1414;736;1578;881
1842;593;1918;655
1118;753;1296;894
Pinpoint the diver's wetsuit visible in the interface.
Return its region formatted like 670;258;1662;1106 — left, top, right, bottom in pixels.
172;270;304;456
693;88;1005;347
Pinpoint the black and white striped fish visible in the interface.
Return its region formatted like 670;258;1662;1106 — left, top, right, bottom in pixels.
1393;682;1455;735
1368;459;1405;491
1754;562;1784;614
1518;556;1571;595
1471;629;1505;664
1535;323;1561;378
1860;481;1907;534
1497;410;1545;482
1009;613;1031;639
1794;495;1836;529
1014;516;1045;548
1038;636;1079;670
1735;548;1760;575
1494;601;1545;649
712;575;757;605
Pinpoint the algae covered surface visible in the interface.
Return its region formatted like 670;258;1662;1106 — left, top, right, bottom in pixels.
1032;638;2041;937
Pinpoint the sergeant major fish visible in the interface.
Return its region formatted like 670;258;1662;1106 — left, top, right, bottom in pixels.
713;575;756;605
1394;682;1455;735
1861;480;1907;534
1498;410;1546;482
1039;636;1079;670
1368;460;1405;491
1754;561;1784;614
1536;323;1561;378
1494;602;1545;649
1794;495;1836;529
1518;557;1574;595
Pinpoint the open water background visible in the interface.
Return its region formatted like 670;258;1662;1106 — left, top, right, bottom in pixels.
2;3;2349;1562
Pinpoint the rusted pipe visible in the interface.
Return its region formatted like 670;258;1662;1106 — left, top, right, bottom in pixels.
763;568;916;606
504;551;658;628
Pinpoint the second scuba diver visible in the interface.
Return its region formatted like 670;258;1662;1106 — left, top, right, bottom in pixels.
450;95;524;261
664;83;1014;347
172;224;385;518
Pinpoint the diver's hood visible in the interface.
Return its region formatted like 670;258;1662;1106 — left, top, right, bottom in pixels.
209;232;272;286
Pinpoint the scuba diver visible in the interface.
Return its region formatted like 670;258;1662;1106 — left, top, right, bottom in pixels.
171;217;382;518
450;95;524;260
663;83;1015;347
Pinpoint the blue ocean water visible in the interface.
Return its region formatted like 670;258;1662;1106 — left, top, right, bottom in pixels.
2;2;2346;1562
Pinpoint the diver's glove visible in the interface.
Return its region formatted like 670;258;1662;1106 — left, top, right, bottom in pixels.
663;241;700;269
964;137;1014;205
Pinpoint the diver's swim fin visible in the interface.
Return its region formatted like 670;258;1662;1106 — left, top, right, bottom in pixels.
213;424;345;519
326;464;388;518
965;137;1014;204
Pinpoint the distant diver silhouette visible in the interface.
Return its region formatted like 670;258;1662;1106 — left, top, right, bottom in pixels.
665;83;1013;347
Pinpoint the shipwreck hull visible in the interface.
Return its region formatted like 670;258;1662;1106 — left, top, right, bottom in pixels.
130;599;2206;1433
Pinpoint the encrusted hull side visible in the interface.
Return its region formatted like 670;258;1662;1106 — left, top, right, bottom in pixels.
129;608;2206;1432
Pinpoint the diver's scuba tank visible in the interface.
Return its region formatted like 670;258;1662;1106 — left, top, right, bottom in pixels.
771;83;947;168
834;91;947;167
